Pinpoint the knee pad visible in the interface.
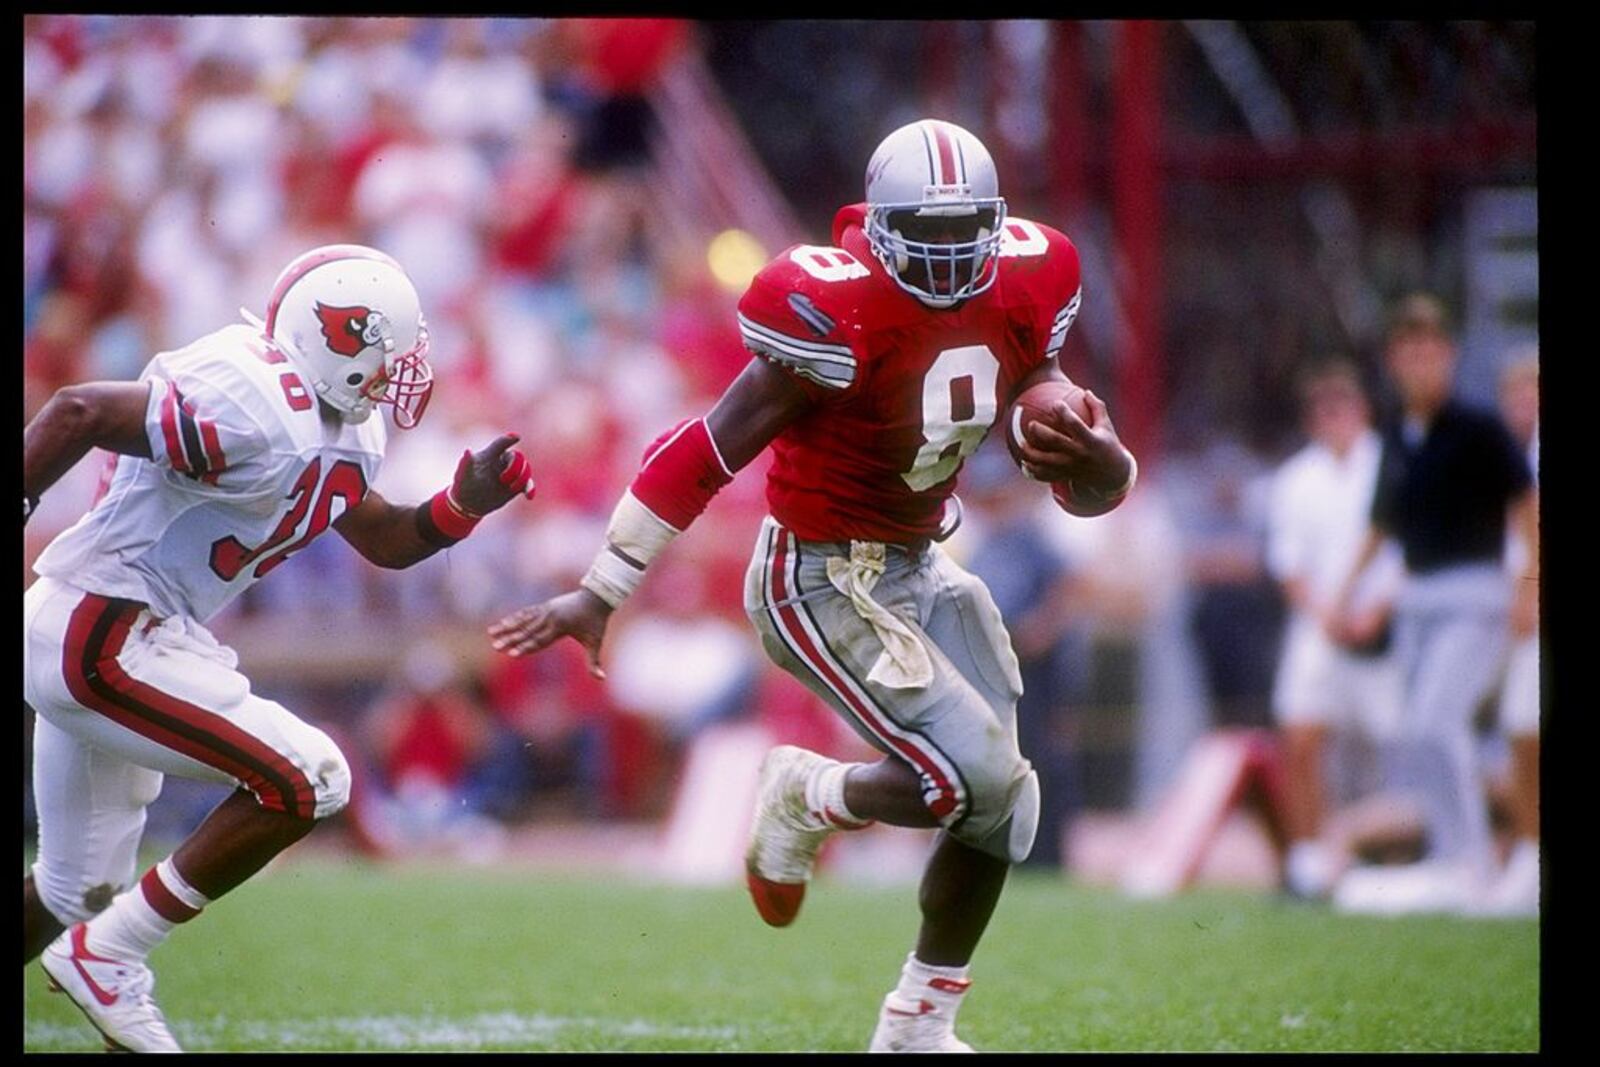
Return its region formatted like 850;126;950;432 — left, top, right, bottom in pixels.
946;758;1035;862
31;860;123;927
305;731;352;819
1003;769;1041;864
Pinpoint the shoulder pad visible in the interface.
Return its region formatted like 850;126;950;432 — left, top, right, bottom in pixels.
996;218;1080;287
995;218;1082;357
736;247;876;391
141;328;284;486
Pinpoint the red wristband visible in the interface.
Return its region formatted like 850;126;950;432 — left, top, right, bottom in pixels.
428;487;481;542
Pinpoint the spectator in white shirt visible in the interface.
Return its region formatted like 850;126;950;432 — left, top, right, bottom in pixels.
1267;360;1404;899
1486;347;1539;914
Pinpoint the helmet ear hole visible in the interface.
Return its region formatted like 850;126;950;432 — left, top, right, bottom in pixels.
346;372;364;386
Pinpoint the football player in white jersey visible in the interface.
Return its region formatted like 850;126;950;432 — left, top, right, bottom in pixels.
23;245;536;1052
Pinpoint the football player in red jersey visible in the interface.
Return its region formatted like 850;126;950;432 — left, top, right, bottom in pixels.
491;119;1136;1052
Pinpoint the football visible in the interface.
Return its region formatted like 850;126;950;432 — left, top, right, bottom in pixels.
1003;380;1093;474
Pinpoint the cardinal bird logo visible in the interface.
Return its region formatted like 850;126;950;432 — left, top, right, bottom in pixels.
313;303;391;358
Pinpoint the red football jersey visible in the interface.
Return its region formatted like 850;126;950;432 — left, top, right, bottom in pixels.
736;203;1083;544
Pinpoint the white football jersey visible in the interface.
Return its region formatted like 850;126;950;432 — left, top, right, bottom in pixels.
34;323;386;623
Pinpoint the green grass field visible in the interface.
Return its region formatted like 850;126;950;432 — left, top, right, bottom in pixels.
24;857;1539;1052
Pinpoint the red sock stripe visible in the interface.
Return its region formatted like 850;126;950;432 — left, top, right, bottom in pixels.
766;528;960;820
928;976;971;994
61;595;319;819
139;867;201;924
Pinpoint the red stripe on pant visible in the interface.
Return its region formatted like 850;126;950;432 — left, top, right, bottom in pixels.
61;595;319;819
768;529;959;820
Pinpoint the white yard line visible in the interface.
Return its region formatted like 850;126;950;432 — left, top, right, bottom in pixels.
27;1011;741;1051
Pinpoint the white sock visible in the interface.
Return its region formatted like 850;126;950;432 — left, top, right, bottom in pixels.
1286;840;1335;896
1506;838;1539;875
84;859;209;962
891;952;972;1020
804;760;872;830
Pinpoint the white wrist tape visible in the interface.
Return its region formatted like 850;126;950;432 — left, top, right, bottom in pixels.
579;491;682;609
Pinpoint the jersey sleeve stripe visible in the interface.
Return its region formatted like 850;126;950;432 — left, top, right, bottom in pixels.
1051;288;1082;328
737;314;855;361
198;419;226;483
1045;288;1083;356
746;343;854;389
157;382;190;474
739;328;856;370
175;396;209;477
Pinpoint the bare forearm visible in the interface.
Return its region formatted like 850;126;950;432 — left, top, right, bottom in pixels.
705;357;817;470
338;436;535;569
23;383;152;501
336;493;468;569
357;503;443;569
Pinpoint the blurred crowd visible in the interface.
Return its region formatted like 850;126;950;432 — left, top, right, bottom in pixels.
22;14;870;854
24;16;1539;910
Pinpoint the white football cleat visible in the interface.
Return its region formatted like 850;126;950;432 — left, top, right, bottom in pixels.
869;992;975;1053
745;745;840;927
41;924;183;1053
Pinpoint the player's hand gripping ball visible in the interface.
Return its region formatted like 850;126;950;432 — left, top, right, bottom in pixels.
1004;380;1132;517
1004;380;1092;474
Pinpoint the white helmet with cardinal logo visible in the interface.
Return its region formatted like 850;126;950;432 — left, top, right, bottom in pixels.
253;244;434;428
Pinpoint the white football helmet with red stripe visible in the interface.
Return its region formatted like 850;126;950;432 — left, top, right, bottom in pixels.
257;245;434;428
864;119;1008;309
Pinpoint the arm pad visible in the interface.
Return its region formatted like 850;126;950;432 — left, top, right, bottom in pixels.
631;417;735;530
580;418;735;608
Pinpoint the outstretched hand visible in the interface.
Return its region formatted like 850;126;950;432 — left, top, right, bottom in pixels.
488;588;612;678
451;432;536;517
1017;391;1132;491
